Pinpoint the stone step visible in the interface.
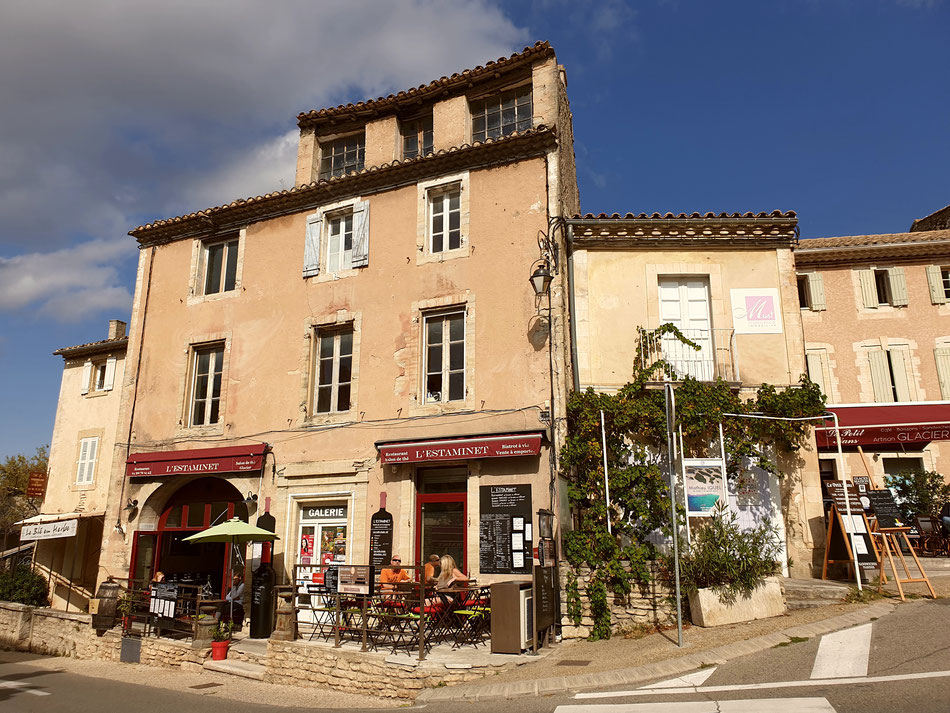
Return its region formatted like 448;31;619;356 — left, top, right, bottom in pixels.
228;636;268;664
203;658;265;681
781;578;849;602
786;598;837;611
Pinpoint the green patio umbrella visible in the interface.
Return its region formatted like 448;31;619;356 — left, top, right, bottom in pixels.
183;518;279;625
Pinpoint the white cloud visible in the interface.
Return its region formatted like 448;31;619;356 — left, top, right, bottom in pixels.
0;239;135;321
0;0;525;252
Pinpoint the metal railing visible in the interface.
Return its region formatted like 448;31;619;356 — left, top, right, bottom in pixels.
639;327;739;382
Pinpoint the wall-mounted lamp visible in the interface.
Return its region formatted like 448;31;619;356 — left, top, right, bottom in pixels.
529;262;553;297
244;492;259;506
124;498;138;520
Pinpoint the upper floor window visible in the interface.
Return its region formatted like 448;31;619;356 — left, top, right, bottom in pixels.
797;272;826;311
858;267;907;309
424;310;465;403
314;326;353;414
925;265;950;305
471;86;532;143
402;115;433;159
429;187;461;253
867;347;912;402
327;211;354;273
319;134;365;180
189;344;224;427
81;357;116;395
202;237;239;295
76;436;99;485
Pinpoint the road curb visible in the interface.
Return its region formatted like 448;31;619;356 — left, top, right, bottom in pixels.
415;600;898;704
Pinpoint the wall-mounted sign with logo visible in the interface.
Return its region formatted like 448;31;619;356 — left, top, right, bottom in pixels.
730;289;783;334
22;518;78;541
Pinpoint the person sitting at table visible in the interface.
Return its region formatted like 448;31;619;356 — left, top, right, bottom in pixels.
220;574;246;629
435;555;468;591
379;555;411;591
423;554;441;584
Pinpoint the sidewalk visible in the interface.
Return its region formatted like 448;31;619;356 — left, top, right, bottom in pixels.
417;559;950;704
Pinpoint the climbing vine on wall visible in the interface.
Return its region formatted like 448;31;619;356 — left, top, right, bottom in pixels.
560;325;825;639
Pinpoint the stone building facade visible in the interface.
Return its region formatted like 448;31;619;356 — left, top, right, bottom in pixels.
92;42;579;599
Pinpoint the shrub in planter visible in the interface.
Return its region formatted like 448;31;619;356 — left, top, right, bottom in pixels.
0;564;50;607
672;504;783;626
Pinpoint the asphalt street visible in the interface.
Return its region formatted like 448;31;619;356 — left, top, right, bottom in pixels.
1;598;948;713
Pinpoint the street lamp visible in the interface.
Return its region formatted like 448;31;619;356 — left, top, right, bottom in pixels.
529;262;553;297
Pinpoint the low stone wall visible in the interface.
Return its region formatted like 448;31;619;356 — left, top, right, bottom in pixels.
0;601;33;651
265;639;515;700
30;608;114;658
559;561;676;639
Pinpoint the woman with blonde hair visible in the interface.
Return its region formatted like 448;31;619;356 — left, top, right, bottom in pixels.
435;554;468;590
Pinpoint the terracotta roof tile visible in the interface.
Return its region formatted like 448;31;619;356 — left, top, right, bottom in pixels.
130;125;556;242
53;336;128;358
571;210;796;221
296;42;554;128
798;228;950;250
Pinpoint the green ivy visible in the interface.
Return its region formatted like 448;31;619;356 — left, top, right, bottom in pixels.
565;571;582;625
560;325;825;638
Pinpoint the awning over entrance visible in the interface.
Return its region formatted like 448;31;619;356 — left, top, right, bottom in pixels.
377;432;543;464
126;444;266;478
815;402;950;450
16;511;104;541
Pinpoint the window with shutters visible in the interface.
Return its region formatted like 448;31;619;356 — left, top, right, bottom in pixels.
303;199;370;278
75;436;99;485
319;134;365;180
858;267;907;308
796;273;826;311
313;326;353;414
200;237;240;295
401;114;433;160
81;357;117;395
867;347;913;403
471;86;532;143
424;310;466;403
805;349;829;396
188;344;225;427
925;265;950;305
935;346;950;399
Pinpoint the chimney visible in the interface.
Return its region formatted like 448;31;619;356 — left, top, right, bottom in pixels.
108;320;127;340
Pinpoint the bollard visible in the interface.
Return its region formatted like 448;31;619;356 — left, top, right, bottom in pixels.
194;604;218;644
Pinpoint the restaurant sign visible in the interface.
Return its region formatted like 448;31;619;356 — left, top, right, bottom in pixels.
22;519;78;541
126;444;266;477
815;403;950;450
379;433;542;464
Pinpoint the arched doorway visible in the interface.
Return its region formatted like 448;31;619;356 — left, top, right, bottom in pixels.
129;478;247;596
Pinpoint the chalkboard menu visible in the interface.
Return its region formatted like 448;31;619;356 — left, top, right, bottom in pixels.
533;565;558;631
369;507;394;567
866;489;906;529
149;583;178;627
324;565;338;593
826;480;863;512
479;484;532;574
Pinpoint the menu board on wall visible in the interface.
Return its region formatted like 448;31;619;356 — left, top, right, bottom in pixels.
369;508;394;567
479;484;532;574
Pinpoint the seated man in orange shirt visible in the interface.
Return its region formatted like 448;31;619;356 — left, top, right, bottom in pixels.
379;556;411;591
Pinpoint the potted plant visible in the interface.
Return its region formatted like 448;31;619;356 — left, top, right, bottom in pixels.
675;503;785;627
116;591;136;634
210;621;232;660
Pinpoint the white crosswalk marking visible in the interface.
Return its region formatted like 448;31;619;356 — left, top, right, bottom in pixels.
555;698;836;712
640;668;717;689
810;623;872;679
0;679;51;696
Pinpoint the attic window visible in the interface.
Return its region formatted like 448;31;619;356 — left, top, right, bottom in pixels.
319;134;365;180
471;86;532;143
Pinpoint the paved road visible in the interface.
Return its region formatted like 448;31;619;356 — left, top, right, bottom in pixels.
2;599;948;713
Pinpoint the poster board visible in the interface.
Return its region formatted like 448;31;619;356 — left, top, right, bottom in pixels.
823;481;879;580
368;508;394;567
479;485;532;574
149;583;178;627
337;565;373;595
683;458;727;516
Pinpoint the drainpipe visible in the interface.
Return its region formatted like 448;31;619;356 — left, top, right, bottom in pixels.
566;224;580;392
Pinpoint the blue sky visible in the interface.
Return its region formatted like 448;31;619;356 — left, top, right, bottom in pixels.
1;0;948;459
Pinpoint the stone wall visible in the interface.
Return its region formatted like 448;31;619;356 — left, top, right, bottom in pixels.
559;562;676;640
0;601;33;651
265;639;515;700
29;609;111;658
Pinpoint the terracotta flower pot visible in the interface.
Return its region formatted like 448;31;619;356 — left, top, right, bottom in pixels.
210;640;229;661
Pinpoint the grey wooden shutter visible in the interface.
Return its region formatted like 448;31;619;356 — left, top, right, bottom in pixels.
868;350;893;402
303;213;322;277
76;438;89;483
935;347;950;399
103;357;117;391
81;360;92;395
889;349;912;401
858;269;878;309
887;267;908;306
926;265;947;304
351;199;370;268
806;273;826;311
805;352;826;394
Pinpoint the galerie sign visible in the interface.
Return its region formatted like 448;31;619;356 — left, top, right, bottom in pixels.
21;519;78;541
730;289;783;334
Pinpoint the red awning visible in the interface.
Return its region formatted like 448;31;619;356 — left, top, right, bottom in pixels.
378;433;543;465
126;444;266;477
815;403;950;450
